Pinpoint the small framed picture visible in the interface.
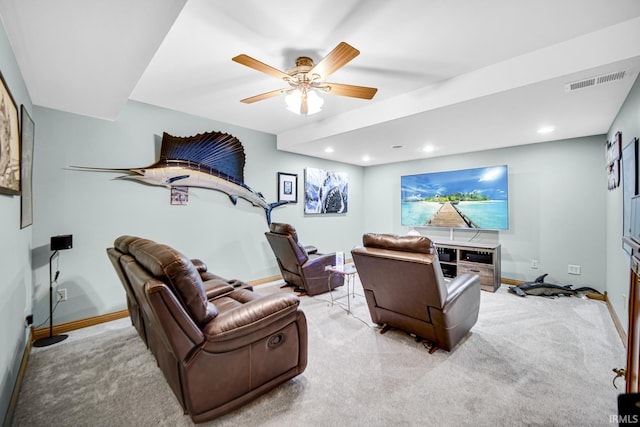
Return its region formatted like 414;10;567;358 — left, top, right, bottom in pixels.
278;172;297;203
170;186;189;205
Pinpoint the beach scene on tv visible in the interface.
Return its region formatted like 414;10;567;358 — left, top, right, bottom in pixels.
401;165;509;230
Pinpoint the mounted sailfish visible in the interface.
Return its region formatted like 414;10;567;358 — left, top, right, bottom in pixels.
71;131;287;224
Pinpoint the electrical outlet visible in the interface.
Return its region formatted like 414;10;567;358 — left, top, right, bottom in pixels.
531;259;539;269
568;264;581;275
57;288;67;301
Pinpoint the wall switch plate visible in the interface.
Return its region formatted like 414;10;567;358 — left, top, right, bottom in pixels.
531;259;539;269
568;265;581;275
57;288;67;301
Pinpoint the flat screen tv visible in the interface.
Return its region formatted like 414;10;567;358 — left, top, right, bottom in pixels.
401;165;509;230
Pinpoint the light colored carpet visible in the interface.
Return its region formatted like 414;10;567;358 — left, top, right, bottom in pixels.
12;281;625;426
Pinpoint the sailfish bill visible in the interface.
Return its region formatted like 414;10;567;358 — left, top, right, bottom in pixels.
70;131;287;224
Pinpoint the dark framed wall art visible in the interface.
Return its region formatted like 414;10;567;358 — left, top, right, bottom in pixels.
278;172;298;203
0;70;20;195
20;105;35;228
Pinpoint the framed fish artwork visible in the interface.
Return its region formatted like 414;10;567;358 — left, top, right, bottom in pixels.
70;131;287;224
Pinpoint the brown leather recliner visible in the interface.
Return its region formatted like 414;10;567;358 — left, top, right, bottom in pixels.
107;236;252;347
107;235;148;345
107;236;307;423
351;233;480;352
265;222;344;296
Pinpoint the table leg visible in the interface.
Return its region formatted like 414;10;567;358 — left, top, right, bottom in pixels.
328;272;335;306
347;274;351;313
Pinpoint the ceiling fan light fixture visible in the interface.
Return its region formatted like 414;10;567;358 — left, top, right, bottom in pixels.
285;88;324;115
233;42;376;114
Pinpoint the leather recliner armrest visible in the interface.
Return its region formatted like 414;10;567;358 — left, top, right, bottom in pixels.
430;273;480;351
203;279;235;300
199;270;228;282
303;245;318;255
203;293;300;342
304;252;337;270
301;253;341;279
191;258;208;273
443;273;481;311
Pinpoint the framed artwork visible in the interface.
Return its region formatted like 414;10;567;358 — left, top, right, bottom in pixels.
170;186;189;205
304;167;348;214
20;105;35;228
608;161;620;190
623;137;639;254
0;71;20;195
277;172;298;203
606;132;622;190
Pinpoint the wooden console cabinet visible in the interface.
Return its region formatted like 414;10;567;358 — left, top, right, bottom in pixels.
432;240;502;292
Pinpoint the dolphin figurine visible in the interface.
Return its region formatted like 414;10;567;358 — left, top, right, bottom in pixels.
509;273;602;298
71;131;287;224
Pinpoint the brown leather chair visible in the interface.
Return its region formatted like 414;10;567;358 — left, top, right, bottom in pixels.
107;235;148;345
351;233;480;352
107;236;307;423
107;236;252;347
265;222;344;296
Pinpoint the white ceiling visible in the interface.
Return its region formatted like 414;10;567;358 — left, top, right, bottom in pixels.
2;0;640;166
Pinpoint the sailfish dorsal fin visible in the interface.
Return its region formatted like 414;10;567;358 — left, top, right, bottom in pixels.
159;131;246;184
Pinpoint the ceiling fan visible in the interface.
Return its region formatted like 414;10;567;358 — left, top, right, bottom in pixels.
232;42;378;115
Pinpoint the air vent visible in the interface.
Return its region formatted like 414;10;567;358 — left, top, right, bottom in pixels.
565;71;626;92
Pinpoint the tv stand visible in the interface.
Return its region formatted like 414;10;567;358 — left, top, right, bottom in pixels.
433;239;501;292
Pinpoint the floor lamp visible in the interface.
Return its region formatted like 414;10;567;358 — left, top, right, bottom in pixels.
33;234;73;348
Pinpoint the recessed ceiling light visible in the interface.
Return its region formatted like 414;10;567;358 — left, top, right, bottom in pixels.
362;155;371;162
324;147;334;153
537;126;555;134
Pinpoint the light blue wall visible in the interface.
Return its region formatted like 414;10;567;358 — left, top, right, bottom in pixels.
2;14;635;424
606;74;640;332
362;136;607;289
29;101;365;325
0;18;33;425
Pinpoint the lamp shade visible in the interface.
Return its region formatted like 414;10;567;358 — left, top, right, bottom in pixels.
285;89;323;115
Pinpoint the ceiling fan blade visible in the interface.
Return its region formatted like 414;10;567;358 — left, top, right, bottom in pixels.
232;54;291;80
308;42;360;80
240;89;286;104
323;82;378;99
